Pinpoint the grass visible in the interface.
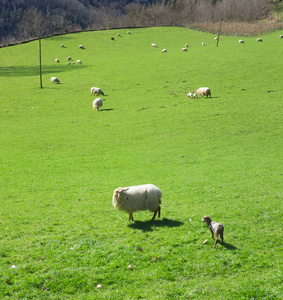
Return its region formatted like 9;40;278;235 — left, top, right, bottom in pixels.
0;26;282;299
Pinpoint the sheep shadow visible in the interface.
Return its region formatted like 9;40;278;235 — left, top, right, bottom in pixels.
221;241;238;250
100;108;114;111
128;218;184;232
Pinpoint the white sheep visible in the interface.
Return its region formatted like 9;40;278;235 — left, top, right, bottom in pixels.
67;56;72;60
214;37;218;40
187;92;193;98
127;31;131;34
90;87;104;96
117;33;120;36
280;35;283;38
161;49;167;53
256;38;263;42
93;98;103;111
51;77;60;84
202;42;205;46
55;59;60;63
60;44;64;47
185;44;188;48
79;45;85;49
152;43;157;47
112;184;162;221
238;40;245;44
196;87;211;98
193;93;197;98
182;48;187;51
76;60;82;64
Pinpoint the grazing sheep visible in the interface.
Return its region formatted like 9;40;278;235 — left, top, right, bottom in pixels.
152;43;157;47
161;49;167;53
79;45;85;49
127;31;131;34
112;184;162;221
90;87;104;96
117;33;120;36
51;77;60;84
279;35;283;38
202;215;224;249
256;38;263;42
182;48;187;51
238;40;245;44
55;59;60;63
76;60;82;64
67;62;71;65
187;92;193;98
202;42;205;46
214;37;218;40
196;87;211;98
60;44;64;47
185;44;188;47
93;98;103;111
111;37;115;41
193;93;197;98
67;56;72;60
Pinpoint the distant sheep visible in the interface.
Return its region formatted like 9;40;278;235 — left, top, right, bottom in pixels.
193;93;197;98
55;59;60;63
279;35;283;38
67;56;72;60
238;40;245;44
161;49;167;53
214;37;218;40
117;33;120;36
152;43;157;47
127;31;131;34
111;37;115;41
51;77;60;84
93;98;103;111
91;87;104;96
256;38;263;42
185;44;188;47
202;42;205;46
76;60;82;64
60;44;64;47
187;92;193;98
79;45;85;49
112;184;162;221
182;48;187;51
202;215;224;249
196;87;211;98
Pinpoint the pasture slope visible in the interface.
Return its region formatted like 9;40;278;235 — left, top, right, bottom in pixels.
0;27;282;299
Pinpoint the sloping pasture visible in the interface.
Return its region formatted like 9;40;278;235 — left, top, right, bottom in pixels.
0;27;282;299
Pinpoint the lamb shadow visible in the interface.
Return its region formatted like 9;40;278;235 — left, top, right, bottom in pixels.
128;218;184;232
221;241;238;250
100;108;114;111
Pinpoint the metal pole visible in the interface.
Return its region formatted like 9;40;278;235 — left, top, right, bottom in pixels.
216;18;223;47
39;32;43;88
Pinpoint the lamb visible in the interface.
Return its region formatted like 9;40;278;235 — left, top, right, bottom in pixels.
202;215;224;249
193;93;197;98
60;44;64;47
67;56;72;61
79;45;85;49
76;60;82;64
196;87;211;98
152;43;157;47
202;42;205;46
279;35;283;38
51;77;60;84
127;31;131;34
117;33;120;36
214;37;218;40
93;98;103;111
187;92;193;98
55;59;60;63
256;38;263;42
112;184;162;221
91;87;104;96
182;48;187;51
238;40;245;44
161;49;167;53
185;44;188;47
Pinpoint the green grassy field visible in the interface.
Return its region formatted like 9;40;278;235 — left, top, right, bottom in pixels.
0;27;282;299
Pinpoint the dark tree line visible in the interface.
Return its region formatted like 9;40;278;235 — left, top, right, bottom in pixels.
0;0;275;45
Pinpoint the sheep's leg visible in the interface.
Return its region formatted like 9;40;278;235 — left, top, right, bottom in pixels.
152;206;160;221
213;233;218;249
220;231;224;243
158;206;161;218
210;229;214;239
129;214;134;221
